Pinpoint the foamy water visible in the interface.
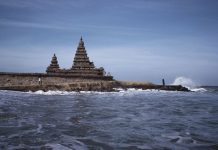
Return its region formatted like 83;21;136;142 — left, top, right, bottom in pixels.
22;77;207;96
27;88;205;96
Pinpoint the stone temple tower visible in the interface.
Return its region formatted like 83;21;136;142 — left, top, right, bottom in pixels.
46;53;60;72
72;37;95;70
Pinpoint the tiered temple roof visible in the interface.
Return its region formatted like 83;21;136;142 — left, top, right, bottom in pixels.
46;54;60;72
46;37;112;79
72;37;95;69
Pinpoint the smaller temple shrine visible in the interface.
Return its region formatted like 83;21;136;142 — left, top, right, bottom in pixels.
46;54;60;72
46;37;112;79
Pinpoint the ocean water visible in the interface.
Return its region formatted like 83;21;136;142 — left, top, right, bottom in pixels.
0;87;218;150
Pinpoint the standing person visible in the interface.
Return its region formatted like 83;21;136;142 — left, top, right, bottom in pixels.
162;78;165;87
38;77;42;85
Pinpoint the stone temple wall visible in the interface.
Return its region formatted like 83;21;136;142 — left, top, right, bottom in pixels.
0;72;113;87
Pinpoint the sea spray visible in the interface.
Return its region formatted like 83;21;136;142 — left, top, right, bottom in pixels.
172;77;206;92
172;77;197;88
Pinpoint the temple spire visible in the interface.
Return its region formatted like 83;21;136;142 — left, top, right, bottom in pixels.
78;36;84;48
72;37;95;69
51;53;59;67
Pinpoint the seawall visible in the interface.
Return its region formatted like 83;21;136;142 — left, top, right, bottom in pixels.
0;72;115;92
0;72;189;92
0;72;113;86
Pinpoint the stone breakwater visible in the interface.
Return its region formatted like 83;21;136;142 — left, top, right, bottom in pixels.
0;72;189;92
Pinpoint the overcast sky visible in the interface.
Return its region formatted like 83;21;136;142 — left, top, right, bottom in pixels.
0;0;218;85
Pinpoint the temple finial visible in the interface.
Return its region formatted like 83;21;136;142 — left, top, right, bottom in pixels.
79;36;84;47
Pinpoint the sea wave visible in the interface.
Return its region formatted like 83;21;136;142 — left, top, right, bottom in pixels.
28;90;77;95
27;88;181;95
190;88;207;92
27;90;112;95
172;77;207;92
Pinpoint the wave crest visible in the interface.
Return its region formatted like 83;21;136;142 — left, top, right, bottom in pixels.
172;77;206;92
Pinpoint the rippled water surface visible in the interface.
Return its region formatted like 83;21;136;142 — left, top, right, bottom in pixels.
0;88;218;150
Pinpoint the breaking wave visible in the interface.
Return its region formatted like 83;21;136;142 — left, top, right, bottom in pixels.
26;77;209;95
28;90;77;95
28;90;118;95
172;77;206;92
27;88;179;96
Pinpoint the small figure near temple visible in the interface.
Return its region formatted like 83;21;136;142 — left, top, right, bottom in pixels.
38;77;42;85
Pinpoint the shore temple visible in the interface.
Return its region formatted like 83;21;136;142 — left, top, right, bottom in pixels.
46;37;110;78
0;37;190;92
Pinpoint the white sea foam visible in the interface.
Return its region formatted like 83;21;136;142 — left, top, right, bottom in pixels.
27;85;200;96
118;88;178;94
28;90;77;95
28;90;113;95
172;77;206;92
190;88;207;92
41;89;174;95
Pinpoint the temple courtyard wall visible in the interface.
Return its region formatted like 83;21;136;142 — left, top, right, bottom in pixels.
0;72;115;91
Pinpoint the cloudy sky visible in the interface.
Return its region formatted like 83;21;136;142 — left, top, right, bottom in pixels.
0;0;218;85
